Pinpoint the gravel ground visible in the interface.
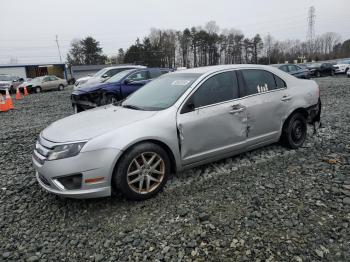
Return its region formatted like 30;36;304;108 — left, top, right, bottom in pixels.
0;77;349;262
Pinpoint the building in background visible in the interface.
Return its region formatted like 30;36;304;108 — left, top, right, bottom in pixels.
0;63;67;79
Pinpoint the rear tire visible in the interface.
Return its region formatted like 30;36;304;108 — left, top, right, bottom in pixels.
281;113;307;149
315;71;321;77
58;84;64;91
331;70;335;76
113;143;170;201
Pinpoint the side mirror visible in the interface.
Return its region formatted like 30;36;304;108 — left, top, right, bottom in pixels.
12;79;18;83
101;74;109;78
124;79;132;85
181;101;195;114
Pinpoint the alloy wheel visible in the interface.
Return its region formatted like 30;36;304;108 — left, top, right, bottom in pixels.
127;152;165;194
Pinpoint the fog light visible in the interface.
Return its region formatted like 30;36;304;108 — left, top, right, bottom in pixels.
55;174;82;190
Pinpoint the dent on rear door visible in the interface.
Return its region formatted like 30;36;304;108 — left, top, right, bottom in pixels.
239;91;285;144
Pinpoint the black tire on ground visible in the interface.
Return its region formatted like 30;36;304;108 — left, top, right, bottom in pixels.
281;112;307;149
35;86;42;93
345;68;349;74
315;71;321;77
58;84;64;91
331;70;335;76
113;142;171;201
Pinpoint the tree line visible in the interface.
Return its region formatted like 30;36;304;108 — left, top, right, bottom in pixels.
66;21;350;67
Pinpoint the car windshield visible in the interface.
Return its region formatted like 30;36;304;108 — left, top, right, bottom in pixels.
0;75;12;81
122;73;201;111
93;68;109;77
106;69;135;83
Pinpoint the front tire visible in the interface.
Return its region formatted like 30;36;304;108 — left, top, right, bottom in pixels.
315;71;321;77
113;143;170;200
281;113;307;149
330;70;335;76
58;84;64;91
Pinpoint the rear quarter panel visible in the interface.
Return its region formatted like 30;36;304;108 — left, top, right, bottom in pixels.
283;78;319;123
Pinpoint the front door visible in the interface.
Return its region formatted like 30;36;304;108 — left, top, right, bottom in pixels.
177;71;247;165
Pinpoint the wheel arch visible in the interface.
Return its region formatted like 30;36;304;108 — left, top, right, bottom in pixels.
111;139;177;181
282;107;308;131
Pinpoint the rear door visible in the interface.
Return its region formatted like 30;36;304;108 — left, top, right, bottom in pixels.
177;70;247;165
237;69;288;146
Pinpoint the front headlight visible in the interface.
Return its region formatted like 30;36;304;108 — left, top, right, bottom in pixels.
47;142;86;161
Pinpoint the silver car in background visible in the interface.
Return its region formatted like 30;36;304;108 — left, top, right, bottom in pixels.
74;65;146;89
26;75;68;93
33;65;321;200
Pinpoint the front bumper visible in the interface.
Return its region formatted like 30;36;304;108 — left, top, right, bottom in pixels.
32;147;123;199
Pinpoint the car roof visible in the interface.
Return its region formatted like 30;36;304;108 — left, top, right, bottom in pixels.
105;65;146;70
172;64;284;75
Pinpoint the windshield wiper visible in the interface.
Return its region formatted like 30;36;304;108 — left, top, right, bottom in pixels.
122;104;144;110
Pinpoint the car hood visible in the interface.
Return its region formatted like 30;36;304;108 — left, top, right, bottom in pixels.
77;76;92;82
42;105;157;143
72;81;121;95
77;77;105;88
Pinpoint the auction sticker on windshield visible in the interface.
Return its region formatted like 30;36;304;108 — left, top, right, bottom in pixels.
171;80;191;86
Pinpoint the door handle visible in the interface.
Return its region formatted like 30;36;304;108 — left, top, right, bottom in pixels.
281;95;292;102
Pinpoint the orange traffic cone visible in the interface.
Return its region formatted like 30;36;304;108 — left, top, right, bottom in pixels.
24;86;29;96
0;94;8;112
15;87;22;100
5;88;14;110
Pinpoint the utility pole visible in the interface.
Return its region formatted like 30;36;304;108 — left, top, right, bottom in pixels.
55;35;63;62
307;6;316;58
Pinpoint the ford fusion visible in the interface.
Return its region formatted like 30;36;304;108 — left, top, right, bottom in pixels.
33;65;321;200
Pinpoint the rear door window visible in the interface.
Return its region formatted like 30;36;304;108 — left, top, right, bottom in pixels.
274;75;286;89
240;69;277;95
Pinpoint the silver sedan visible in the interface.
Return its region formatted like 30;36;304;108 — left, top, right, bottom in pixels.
32;65;321;200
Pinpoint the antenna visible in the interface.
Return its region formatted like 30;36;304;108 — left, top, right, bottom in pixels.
307;6;316;56
55;35;63;62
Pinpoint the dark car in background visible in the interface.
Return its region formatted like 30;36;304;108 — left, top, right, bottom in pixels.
74;65;146;89
273;64;310;79
307;63;335;77
71;68;172;112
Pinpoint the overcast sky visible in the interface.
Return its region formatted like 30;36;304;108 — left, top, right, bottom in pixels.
1;0;349;64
